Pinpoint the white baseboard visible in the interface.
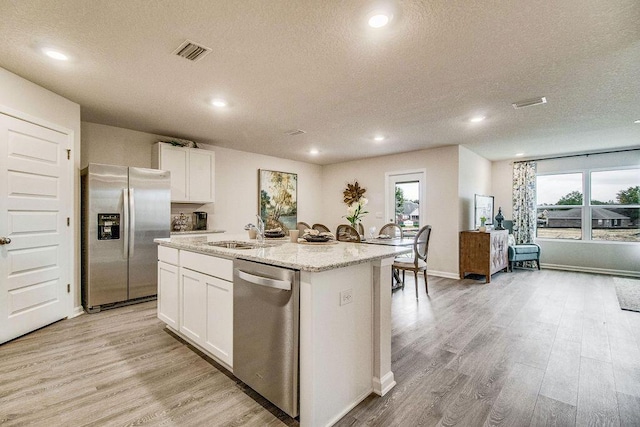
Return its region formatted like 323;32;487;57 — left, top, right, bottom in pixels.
541;263;640;278
373;371;396;396
70;305;85;318
427;270;459;280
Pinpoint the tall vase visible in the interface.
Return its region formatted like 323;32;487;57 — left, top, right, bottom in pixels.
350;220;362;236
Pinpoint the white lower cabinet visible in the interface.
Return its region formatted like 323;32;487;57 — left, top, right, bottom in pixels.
157;261;179;329
157;246;180;330
204;274;233;365
158;246;233;368
179;267;207;344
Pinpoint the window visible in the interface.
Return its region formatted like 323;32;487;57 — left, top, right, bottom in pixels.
536;168;639;242
590;169;640;242
386;170;425;238
536;173;583;240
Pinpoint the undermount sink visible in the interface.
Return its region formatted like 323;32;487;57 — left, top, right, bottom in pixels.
207;240;274;250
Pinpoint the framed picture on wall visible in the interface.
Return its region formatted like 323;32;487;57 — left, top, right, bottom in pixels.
258;169;298;232
474;194;494;229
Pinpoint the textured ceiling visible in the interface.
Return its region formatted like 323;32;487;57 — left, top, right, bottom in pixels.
0;0;639;165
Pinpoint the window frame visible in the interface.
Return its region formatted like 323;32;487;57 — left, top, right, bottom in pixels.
536;166;639;245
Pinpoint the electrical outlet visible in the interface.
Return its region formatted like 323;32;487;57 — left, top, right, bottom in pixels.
340;288;353;306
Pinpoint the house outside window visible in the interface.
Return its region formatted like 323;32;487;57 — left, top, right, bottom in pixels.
590;169;639;242
536;168;639;242
536;172;583;240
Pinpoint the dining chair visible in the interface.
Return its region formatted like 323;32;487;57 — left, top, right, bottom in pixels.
336;224;361;242
312;223;331;233
297;222;311;234
392;225;432;298
379;223;403;238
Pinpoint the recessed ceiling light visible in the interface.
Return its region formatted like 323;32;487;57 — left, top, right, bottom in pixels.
634;119;640;124
43;49;68;61
309;149;319;155
515;153;525;157
211;99;227;107
368;14;390;28
470;116;486;123
374;135;385;141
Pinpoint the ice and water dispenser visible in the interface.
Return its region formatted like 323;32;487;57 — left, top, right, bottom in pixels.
97;213;120;240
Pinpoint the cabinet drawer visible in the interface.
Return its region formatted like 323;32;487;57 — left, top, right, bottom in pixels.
181;250;233;281
158;246;179;265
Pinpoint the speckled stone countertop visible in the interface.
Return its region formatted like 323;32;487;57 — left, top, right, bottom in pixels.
170;229;226;235
155;233;411;272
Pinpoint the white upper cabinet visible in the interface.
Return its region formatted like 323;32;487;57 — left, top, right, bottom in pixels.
152;143;215;203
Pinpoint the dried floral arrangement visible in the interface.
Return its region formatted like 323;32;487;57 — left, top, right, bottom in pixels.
343;181;366;205
342;181;368;227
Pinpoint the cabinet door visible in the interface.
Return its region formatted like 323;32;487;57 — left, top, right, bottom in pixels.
180;268;207;345
157;261;179;329
204;276;233;366
188;149;215;203
161;146;188;202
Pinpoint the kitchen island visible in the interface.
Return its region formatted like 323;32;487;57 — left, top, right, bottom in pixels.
155;234;410;427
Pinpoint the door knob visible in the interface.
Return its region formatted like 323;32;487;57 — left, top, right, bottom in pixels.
0;237;11;245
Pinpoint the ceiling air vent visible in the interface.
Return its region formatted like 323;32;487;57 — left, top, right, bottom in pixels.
512;97;547;109
173;40;212;62
285;129;306;136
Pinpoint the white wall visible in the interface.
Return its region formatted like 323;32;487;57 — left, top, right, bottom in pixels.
492;160;513;219
458;146;492;231
321;146;460;278
81;122;158;169
491;151;640;276
81;122;324;233
0;67;82;311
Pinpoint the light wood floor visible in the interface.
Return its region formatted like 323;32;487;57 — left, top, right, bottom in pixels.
1;269;639;426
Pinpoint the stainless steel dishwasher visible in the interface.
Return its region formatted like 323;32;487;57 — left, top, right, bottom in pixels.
233;259;300;418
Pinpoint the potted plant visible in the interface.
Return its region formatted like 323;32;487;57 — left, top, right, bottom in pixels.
479;216;487;232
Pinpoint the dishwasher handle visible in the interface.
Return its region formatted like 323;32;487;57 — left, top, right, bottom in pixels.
236;269;291;291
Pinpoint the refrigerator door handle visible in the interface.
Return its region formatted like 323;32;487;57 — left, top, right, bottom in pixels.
129;188;135;258
123;188;129;260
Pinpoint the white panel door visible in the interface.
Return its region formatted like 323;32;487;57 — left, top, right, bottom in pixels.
0;113;71;344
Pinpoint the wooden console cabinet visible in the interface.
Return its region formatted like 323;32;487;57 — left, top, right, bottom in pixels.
459;230;508;283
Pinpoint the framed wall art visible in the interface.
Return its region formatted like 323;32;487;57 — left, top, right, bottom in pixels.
474;194;494;229
258;169;298;232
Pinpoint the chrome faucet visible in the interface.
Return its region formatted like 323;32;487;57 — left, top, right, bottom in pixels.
255;215;265;244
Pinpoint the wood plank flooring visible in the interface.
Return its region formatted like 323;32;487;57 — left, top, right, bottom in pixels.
1;269;639;426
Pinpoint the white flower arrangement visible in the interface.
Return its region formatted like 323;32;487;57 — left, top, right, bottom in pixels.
344;197;368;227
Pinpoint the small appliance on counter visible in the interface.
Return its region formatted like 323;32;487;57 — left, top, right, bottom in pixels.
193;211;207;230
172;212;190;231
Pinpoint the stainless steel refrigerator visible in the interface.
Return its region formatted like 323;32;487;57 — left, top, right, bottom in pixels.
81;163;170;313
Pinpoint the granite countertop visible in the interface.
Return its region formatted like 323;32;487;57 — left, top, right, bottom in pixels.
155;233;411;272
170;229;225;235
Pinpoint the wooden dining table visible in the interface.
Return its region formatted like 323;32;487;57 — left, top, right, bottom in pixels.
361;237;415;289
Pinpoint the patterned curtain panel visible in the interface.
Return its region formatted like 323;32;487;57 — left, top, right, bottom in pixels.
512;161;537;245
